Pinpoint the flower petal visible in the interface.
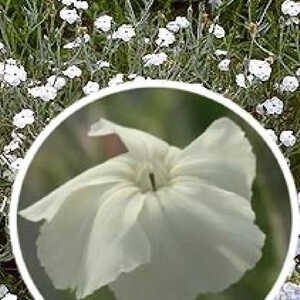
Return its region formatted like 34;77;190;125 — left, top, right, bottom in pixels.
19;154;134;222
172;117;256;200
76;184;150;299
110;178;265;300
88;118;169;161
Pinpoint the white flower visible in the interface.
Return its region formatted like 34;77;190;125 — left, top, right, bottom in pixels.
63;34;90;49
0;283;17;300
155;28;175;47
13;109;34;128
296;67;300;77
265;129;278;143
281;282;300;299
215;49;228;56
259;97;284;115
248;59;272;81
4;140;20;154
94;15;113;32
280;75;299;92
96;60;110;69
144;37;150;44
10;157;24;172
47;75;67;90
3;294;18;300
281;0;300;17
175;16;190;28
73;0;89;10
108;73;124;86
142;53;167;67
209;24;226;38
166;21;180;33
218;59;231;71
60;0;74;5
59;8;80;24
208;0;223;7
63;65;82;78
0;284;9;298
28;85;58;102
112;24;135;42
280;130;296;147
0;59;27;87
235;73;254;88
20;117;265;300
82;81;100;95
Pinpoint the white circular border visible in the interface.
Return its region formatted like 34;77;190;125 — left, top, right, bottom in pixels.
9;80;299;300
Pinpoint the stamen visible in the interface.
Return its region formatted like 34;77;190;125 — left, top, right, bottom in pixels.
149;172;156;191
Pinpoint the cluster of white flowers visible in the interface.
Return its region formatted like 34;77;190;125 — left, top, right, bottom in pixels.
280;75;299;92
111;24;136;42
209;24;226;38
0;284;17;300
142;52;168;67
256;97;284;116
248;59;272;81
166;16;190;33
0;58;27;87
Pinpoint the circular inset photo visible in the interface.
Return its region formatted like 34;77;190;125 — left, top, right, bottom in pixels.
10;81;298;300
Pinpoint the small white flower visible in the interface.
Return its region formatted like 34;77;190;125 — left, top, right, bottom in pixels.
108;73;124;86
296;67;300;77
61;0;74;5
94;15;113;32
10;157;24;172
112;24;135;42
175;16;190;29
281;0;300;17
4;140;20;154
208;0;223;7
218;59;231;71
47;75;67;90
73;0;89;10
28;85;57;102
155;28;175;47
20;117;265;300
280;75;299;92
63;33;90;49
13;109;34;128
166;21;180;33
235;74;246;88
96;60;110;69
144;37;150;44
215;49;228;56
83;81;100;95
248;59;272;81
0;284;9;297
2;294;18;300
261;97;284;115
0;60;27;87
59;8;80;24
63;65;82;78
265;129;278;143
142;53;168;67
209;24;226;38
280;130;296;147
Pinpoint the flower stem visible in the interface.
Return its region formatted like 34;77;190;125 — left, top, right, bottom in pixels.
149;172;156;191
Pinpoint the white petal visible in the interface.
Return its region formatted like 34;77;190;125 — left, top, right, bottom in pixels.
172;117;256;200
110;178;265;300
19;154;134;222
88;118;169;161
77;184;150;299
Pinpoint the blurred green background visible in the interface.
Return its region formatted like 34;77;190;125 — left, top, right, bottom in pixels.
18;87;291;300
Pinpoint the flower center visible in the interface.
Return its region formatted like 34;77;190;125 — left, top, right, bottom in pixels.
135;161;169;193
